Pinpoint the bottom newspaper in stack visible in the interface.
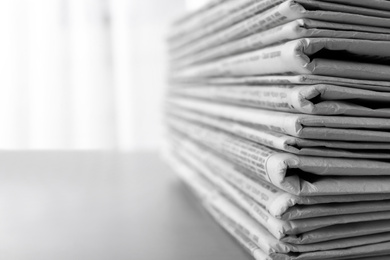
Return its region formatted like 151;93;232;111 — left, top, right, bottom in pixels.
163;108;390;260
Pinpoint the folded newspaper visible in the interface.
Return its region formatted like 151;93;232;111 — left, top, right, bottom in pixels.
173;38;390;81
166;0;390;259
170;0;390;53
169;97;390;142
168;0;262;43
169;150;390;237
166;136;390;231
172;19;390;67
174;75;390;91
167;132;390;215
170;84;390;117
169;108;390;159
166;151;390;260
319;0;390;11
169;145;390;243
167;120;390;196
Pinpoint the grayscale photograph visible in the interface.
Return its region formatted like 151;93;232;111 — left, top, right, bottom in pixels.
2;0;390;259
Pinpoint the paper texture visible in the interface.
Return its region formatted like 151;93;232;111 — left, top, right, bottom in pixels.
168;108;390;159
173;38;390;81
173;75;390;91
171;0;228;27
170;0;390;60
167;117;390;196
169;0;247;41
169;97;390;142
294;0;390;18
320;0;390;11
170;84;390;117
170;0;285;51
172;19;390;67
166;150;390;259
167;1;390;258
165;132;390;209
168;124;389;199
169;140;390;241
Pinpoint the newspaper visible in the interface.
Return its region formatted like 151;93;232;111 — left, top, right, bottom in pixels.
173;38;390;81
166;132;390;218
207;201;390;254
320;0;390;12
167;117;390;196
169;97;390;142
169;0;284;51
206;193;390;255
169;0;272;44
205;209;390;260
294;0;390;18
170;84;390;118
167;1;390;258
168;148;390;236
172;19;390;67
201;212;272;260
169;0;390;60
283;220;390;244
168;108;390;159
170;0;228;28
164;133;390;218
169;0;235;40
170;141;390;242
207;207;390;260
219;216;390;260
167;152;390;259
172;75;390;91
355;256;390;260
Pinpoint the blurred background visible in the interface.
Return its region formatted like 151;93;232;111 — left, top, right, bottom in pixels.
0;0;208;151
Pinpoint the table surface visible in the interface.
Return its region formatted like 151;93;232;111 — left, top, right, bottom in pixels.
0;151;252;260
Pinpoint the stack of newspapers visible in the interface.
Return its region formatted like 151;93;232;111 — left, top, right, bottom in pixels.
164;1;390;259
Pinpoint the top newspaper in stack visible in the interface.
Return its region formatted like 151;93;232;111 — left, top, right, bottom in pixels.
169;1;390;81
169;0;390;53
171;19;390;68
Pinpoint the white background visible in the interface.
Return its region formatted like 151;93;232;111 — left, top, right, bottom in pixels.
0;0;204;150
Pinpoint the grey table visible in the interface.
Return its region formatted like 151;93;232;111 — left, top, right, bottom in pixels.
0;151;252;260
